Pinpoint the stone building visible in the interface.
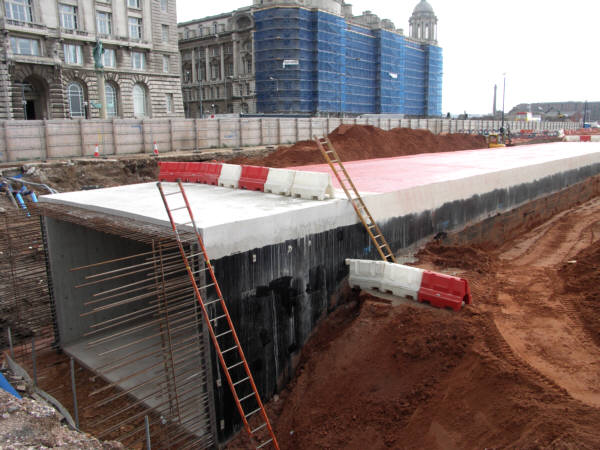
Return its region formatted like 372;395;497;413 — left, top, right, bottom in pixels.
0;0;184;120
178;6;255;117
178;0;442;117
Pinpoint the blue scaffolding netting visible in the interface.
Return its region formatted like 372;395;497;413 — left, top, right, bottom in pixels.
254;7;442;116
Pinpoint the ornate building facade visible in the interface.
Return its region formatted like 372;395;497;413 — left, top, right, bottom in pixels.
0;0;184;120
179;0;442;117
178;6;255;117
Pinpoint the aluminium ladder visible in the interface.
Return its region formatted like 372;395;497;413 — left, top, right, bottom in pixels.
157;181;279;450
315;137;397;263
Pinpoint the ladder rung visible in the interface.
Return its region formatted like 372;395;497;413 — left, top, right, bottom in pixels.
239;392;255;402
211;314;227;322
256;438;273;449
233;376;250;387
251;422;267;434
368;224;376;229
203;298;222;307
199;282;215;290
170;206;188;211
245;407;261;419
222;345;238;354
216;329;232;339
373;235;382;239
227;361;244;370
164;191;182;196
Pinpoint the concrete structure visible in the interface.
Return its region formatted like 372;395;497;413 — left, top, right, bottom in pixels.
178;0;442;117
0;0;184;120
0;116;577;162
38;141;600;444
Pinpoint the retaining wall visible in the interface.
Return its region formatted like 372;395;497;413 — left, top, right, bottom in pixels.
0;117;576;162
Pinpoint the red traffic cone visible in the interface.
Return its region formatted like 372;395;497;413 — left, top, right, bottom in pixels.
153;141;159;156
93;144;100;158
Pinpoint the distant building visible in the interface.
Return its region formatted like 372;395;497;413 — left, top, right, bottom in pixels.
178;0;442;117
509;102;600;122
0;0;184;120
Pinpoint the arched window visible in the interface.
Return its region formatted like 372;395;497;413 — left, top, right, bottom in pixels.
133;83;147;117
425;25;429;40
105;82;118;117
67;81;85;118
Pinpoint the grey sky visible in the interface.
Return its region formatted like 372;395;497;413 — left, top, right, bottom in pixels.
176;1;600;115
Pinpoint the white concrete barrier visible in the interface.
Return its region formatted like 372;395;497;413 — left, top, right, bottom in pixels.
218;164;242;188
592;136;600;142
264;168;297;196
380;263;424;300
291;171;334;201
346;259;387;290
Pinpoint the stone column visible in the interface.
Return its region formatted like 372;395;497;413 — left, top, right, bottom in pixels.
232;37;239;77
191;48;197;83
220;45;225;81
97;70;107;119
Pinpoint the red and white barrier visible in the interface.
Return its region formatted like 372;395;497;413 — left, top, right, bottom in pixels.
157;162;335;201
346;259;472;311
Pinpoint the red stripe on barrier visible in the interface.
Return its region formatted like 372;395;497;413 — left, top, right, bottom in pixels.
418;271;472;312
196;162;223;185
158;162;187;182
239;165;269;191
580;135;592;142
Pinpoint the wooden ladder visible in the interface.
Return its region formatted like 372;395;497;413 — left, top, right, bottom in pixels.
315;137;397;263
157;181;279;450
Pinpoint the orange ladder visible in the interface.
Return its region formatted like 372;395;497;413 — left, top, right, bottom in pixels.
315;137;397;263
157;181;279;450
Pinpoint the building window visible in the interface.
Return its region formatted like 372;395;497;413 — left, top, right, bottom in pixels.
210;63;219;79
105;82;118;117
63;44;82;65
127;0;140;8
166;93;173;113
128;17;142;39
212;22;217;34
161;24;169;42
5;0;32;22
9;36;39;55
67;82;85;118
133;83;147;117
215;87;220;98
162;55;169;73
59;4;77;30
160;0;167;12
102;48;116;67
96;12;112;35
131;51;145;69
225;62;233;77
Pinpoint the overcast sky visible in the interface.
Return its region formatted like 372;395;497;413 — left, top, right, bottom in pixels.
176;0;600;115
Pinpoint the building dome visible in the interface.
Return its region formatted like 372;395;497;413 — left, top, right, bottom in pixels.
413;0;434;15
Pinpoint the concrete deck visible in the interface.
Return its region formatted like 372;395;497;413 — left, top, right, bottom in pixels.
40;142;600;259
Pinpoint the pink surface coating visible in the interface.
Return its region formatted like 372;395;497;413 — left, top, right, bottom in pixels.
290;143;596;193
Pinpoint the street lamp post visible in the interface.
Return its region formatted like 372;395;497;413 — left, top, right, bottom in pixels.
501;73;506;143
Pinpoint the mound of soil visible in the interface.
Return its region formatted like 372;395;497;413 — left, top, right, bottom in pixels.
231;125;487;168
414;244;493;274
560;240;600;346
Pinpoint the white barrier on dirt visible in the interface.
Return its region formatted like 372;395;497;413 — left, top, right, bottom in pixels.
291;171;334;201
346;259;387;290
264;168;297;196
380;263;424;300
218;164;242;189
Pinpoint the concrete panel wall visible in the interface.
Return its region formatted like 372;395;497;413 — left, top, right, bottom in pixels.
0;118;579;162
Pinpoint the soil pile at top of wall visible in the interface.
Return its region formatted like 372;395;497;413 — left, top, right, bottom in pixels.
231;125;488;168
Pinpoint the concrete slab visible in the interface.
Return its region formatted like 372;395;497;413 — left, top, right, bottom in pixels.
40;142;600;259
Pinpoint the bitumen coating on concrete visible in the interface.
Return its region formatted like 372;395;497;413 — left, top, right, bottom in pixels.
39;142;600;260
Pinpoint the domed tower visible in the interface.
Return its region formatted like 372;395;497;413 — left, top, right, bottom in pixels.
409;0;438;43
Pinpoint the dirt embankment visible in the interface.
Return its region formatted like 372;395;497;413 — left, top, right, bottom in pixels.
230;195;600;450
231;125;487;167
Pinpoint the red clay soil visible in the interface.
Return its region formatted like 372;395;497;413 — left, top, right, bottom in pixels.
229;195;600;450
230;125;487;168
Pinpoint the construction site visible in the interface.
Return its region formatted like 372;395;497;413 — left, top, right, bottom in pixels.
1;123;600;449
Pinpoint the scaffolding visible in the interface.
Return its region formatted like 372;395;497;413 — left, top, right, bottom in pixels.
254;6;443;116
